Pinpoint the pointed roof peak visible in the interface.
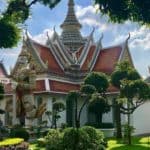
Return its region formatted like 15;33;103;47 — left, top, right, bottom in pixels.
68;0;74;6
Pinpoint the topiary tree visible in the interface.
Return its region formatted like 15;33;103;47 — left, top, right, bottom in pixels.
111;61;141;139
111;61;150;145
66;72;110;128
84;72;109;94
66;84;96;128
84;72;110;125
88;95;110;124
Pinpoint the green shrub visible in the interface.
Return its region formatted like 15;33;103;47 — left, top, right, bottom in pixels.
82;126;106;149
62;127;106;150
44;127;106;150
0;138;24;147
37;138;46;147
62;127;90;150
45;129;63;150
9;127;29;141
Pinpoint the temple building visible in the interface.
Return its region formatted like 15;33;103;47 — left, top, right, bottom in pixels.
0;0;133;128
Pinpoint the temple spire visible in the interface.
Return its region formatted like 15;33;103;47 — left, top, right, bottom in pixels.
61;0;81;29
60;0;85;51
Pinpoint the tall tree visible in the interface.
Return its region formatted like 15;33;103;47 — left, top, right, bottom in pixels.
94;0;150;25
111;61;150;145
0;0;61;48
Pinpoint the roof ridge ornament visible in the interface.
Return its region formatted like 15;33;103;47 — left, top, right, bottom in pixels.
89;27;95;39
100;33;104;41
126;33;131;43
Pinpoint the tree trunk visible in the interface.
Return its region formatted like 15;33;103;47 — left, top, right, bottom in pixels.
75;99;78;128
113;98;122;139
115;104;122;138
127;101;131;145
99;113;103;124
96;113;103;124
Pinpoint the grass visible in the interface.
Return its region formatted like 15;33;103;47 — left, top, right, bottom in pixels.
107;136;150;150
29;136;150;150
29;140;46;150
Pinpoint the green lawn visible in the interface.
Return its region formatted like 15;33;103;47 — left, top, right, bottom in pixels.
29;136;150;150
107;137;150;150
29;141;46;150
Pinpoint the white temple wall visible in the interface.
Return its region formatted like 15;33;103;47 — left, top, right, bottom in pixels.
36;94;66;128
77;99;88;126
0;97;6;125
132;101;150;135
53;95;66;127
102;108;113;123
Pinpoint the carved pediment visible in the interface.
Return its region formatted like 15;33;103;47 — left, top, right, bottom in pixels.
12;46;45;77
121;47;134;67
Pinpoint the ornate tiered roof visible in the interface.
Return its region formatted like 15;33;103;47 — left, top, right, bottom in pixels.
5;0;133;95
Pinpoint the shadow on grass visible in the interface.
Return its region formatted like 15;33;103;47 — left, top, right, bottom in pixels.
110;145;150;150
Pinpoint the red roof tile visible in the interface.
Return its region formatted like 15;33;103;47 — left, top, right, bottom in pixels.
81;45;96;71
107;84;119;93
50;80;80;93
76;46;84;59
35;80;46;91
93;46;122;74
33;42;64;75
4;83;13;94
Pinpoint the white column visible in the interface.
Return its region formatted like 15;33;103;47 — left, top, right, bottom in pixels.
47;96;53;127
12;93;18;125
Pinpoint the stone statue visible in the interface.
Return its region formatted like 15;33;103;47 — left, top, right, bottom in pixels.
14;49;46;126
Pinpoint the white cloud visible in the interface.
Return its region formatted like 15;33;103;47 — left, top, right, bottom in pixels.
76;5;109;32
75;4;150;52
75;4;150;78
33;29;54;44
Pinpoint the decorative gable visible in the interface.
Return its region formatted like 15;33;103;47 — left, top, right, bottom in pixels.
120;45;134;67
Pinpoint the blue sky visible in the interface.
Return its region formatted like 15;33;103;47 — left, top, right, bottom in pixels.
0;0;150;78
